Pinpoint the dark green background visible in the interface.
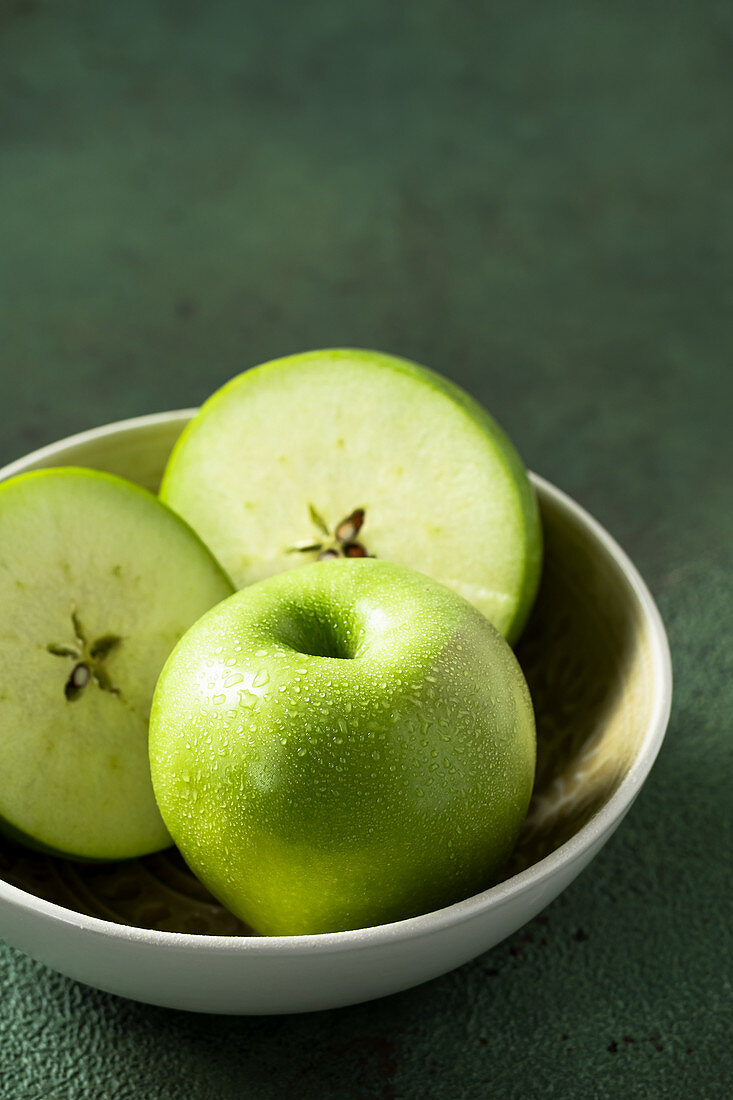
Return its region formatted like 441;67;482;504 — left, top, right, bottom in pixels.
1;2;731;1097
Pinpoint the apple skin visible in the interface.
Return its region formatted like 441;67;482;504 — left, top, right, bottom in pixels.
149;559;536;936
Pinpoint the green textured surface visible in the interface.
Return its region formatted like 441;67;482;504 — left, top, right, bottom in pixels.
0;1;730;1097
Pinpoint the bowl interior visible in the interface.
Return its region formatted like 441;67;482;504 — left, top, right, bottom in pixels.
0;413;653;936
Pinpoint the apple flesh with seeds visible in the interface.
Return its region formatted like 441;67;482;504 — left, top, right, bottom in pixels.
149;559;536;936
0;467;234;861
160;348;542;645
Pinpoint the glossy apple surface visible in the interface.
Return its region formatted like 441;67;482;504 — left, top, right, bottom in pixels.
149;559;536;935
0;467;234;860
160;348;542;644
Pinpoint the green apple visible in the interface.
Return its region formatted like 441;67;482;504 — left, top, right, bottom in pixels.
0;467;234;860
149;558;536;936
160;348;541;644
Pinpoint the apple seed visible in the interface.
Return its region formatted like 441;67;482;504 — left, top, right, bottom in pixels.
335;508;365;543
65;662;91;701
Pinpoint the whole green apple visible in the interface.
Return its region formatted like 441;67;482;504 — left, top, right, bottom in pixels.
149;559;536;935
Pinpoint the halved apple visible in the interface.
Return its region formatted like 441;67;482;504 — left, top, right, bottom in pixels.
161;349;542;643
0;467;233;860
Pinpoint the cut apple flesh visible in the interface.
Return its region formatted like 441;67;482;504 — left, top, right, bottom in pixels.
161;349;542;643
0;468;233;860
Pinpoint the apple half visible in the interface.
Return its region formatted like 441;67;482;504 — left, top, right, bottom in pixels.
0;467;233;861
160;349;542;644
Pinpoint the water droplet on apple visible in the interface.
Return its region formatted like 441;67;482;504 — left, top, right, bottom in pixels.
253;669;269;687
224;672;244;687
212;693;226;706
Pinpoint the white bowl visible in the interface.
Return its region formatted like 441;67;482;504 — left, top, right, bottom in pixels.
0;411;672;1014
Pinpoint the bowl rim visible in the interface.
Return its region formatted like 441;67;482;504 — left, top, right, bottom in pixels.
0;411;673;956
